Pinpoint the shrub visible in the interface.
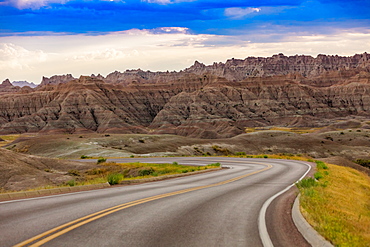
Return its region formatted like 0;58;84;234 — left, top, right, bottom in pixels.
212;145;231;155
66;180;76;187
107;173;123;185
97;157;107;164
315;160;328;169
86;168;104;175
314;171;324;180
172;162;179;165
325;136;334;141
206;162;221;168
80;155;89;159
139;168;155;176
354;159;370;169
235;152;246;156
68;169;80;176
296;178;317;189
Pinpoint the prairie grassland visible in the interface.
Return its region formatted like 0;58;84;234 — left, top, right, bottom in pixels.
233;153;311;161
85;162;221;185
244;126;321;134
0;134;20;147
298;162;370;246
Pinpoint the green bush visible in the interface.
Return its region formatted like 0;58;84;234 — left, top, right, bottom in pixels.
235;152;246;156
80;155;89;159
207;162;221;167
66;180;76;187
315;160;328;169
139;168;155;176
107;173;123;185
172;162;179;165
296;178;317;189
97;157;107;164
314;171;324;180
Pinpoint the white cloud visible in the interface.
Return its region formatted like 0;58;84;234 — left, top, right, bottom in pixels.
3;0;71;9
152;27;189;34
70;48;127;61
141;0;194;4
142;0;172;3
1;28;369;83
0;43;48;71
224;7;261;19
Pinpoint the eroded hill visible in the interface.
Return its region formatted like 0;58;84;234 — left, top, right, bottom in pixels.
1;53;370;138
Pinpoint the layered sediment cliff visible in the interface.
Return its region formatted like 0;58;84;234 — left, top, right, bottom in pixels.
1;53;370;138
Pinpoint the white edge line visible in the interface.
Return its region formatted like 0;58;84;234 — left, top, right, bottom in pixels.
258;161;311;247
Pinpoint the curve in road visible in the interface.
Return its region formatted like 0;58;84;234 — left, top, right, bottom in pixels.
0;157;311;247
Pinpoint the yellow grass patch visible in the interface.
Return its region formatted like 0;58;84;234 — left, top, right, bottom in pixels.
244;126;321;134
0;134;21;147
299;163;370;246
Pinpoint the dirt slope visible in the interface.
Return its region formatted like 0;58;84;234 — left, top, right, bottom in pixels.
0;148;94;192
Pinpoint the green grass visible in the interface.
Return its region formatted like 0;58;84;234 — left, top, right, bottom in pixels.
107;173;123;185
97;157;107;164
111;162;220;181
297;162;370;246
74;161;222;186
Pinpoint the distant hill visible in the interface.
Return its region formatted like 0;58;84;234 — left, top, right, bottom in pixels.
11;81;37;88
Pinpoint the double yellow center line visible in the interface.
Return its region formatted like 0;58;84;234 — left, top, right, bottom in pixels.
14;161;272;247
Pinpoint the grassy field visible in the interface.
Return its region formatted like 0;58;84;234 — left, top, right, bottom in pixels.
0;135;20;147
297;161;370;246
244;126;321;134
68;161;221;186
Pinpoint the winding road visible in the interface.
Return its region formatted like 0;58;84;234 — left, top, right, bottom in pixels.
0;157;311;247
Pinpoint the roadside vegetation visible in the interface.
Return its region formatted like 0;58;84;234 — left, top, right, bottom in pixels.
74;161;221;186
297;160;370;246
354;159;370;169
2;133;370;246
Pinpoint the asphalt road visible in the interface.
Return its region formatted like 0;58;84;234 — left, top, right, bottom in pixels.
0;157;310;247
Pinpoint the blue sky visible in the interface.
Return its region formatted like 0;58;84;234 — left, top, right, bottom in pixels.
1;0;369;83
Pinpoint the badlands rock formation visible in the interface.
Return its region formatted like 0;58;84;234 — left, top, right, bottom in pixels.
40;74;76;86
11;81;37;88
1;53;370;138
102;53;370;84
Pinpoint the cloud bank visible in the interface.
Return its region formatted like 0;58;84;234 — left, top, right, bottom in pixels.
1;28;369;83
1;0;369;82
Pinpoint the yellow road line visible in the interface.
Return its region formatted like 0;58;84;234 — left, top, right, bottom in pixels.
14;161;272;247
